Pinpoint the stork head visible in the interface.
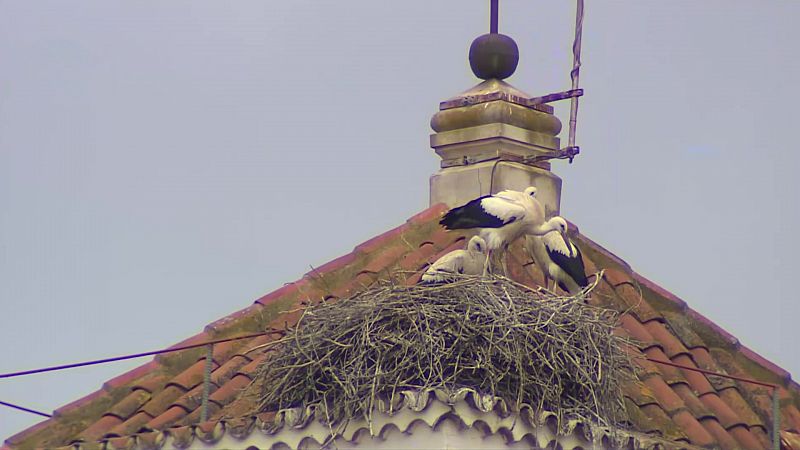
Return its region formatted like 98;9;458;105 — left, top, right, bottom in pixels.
467;236;487;254
546;217;573;257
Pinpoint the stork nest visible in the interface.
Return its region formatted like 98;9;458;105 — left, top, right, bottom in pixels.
254;275;634;430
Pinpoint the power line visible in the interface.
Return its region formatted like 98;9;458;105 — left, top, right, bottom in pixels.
0;331;272;379
0;400;52;418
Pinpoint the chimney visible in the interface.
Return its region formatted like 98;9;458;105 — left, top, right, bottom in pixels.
429;19;564;217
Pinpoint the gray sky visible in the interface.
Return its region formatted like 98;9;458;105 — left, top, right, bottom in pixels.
1;0;798;440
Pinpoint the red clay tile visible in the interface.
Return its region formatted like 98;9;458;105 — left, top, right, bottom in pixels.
406;204;448;225
211;355;251;386
353;223;409;254
637;403;684;439
210;338;247;365
307;252;357;277
642;375;685;413
619;314;658;350
171;384;217;413
614;283;661;323
360;245;409;274
108;389;151;421
698;392;746;429
575;234;632;271
644;321;691;359
783;404;800;432
54;388;105;417
184;403;222;426
738;345;791;384
168;360;218;391
146;405;190;430
354;271;378;288
425;227;464;250
235;353;266;378
140;386;187;418
642;346;687;386
107;411;154;437
254;282;300;306
397;242;439;271
78;415;125;441
103;360;160;391
105;436;136;450
727;425;764;450
672;354;715;396
3;417;55;446
209;374;251;407
671;409;715;447
632;273;687;310
697;417;739;450
204;304;264;335
752;427;772;449
672;383;715;420
135;430;164;449
717;387;765;428
167;426;194;448
686;308;740;348
603;268;633;287
130;375;168;394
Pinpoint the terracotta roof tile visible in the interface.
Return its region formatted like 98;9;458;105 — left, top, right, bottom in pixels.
353;223;410;255
145;405;190;430
167;360;218;391
102;360;160;391
107;389;151;421
698;392;747;429
106;411;153;437
140;386;187;418
672;354;716;396
697;417;739;450
7;205;798;450
642;375;686;414
77;415;124;442
53;388;105;418
671;409;716;447
727;425;765;450
644;320;692;359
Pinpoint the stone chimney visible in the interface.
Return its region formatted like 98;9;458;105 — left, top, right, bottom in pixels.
429;30;564;217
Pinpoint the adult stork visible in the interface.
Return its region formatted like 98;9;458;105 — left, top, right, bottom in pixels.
526;229;588;295
439;187;571;274
421;236;488;284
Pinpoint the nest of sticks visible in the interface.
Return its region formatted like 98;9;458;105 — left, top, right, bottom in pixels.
254;275;634;430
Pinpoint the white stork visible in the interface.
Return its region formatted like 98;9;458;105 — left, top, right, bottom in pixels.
526;227;588;295
421;236;488;283
439;187;571;274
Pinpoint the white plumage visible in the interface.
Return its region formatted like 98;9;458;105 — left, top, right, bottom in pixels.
421;236;488;283
440;187;572;274
526;225;588;295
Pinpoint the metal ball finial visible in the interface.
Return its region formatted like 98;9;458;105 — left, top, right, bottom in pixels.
469;33;519;80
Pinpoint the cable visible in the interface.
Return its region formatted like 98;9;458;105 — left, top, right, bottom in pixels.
0;400;52;418
0;331;272;379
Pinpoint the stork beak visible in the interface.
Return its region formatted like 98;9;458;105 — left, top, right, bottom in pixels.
562;231;573;257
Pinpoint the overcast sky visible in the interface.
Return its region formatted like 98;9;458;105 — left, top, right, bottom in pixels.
2;0;799;440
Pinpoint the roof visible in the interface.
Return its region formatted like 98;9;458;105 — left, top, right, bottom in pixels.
5;204;800;450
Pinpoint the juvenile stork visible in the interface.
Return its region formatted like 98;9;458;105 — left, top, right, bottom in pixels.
421;236;488;284
439;187;571;274
526;227;588;295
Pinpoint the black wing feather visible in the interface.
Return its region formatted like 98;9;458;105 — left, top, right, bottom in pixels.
440;195;514;230
547;241;588;288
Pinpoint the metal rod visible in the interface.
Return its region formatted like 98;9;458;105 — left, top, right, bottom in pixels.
566;0;584;149
0;400;52;418
773;387;781;450
200;344;213;422
641;356;778;389
527;88;584;106
490;0;499;33
0;331;271;379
